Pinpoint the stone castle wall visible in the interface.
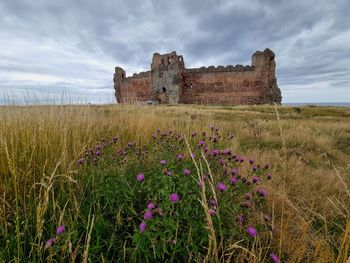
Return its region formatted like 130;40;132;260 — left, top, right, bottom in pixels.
113;49;281;105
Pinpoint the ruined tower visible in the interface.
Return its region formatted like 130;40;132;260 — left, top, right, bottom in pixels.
113;49;282;105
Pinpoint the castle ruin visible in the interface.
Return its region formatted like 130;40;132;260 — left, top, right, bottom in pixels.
113;48;282;105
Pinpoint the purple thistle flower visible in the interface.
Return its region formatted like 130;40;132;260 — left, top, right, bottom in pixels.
147;202;155;210
169;193;180;203
209;199;217;207
139;222;147;233
246;226;257;237
231;168;238;175
204;146;209;152
249;159;254;165
267;173;272;180
198;140;205;147
244;193;253;200
270;253;280;263
213;149;220;156
219;159;225;165
265;163;271;169
143;210;153;220
252;176;259;184
230;177;238;184
216;182;227;192
160;160;167;165
167;171;173;176
236;214;244;225
256;188;268;197
77;158;84;165
191;153;196;158
183;169;191;176
253;166;258;172
45;238;55;249
264;214;271;222
240;201;252;208
95;145;101;150
172;239;177;245
95;151;101;157
136;173;145;182
191;132;196;137
209;208;216;216
156;207;163;216
177;153;184;161
56;225;65;235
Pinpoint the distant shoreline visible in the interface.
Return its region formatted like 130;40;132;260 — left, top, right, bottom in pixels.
283;102;350;107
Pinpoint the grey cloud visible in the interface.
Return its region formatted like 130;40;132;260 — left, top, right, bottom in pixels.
0;0;349;104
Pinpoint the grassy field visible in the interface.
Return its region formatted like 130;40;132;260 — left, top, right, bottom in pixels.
0;104;349;262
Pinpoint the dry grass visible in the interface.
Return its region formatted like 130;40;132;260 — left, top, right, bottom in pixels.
0;103;349;262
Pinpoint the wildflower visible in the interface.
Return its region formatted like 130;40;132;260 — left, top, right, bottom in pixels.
213;149;220;156
267;173;272;180
244;193;253;200
160;160;167;165
144;210;153;220
270;253;280;263
147;202;155;210
77;158;84;165
240;201;252;208
198;140;205;146
191;153;196;158
216;182;227;192
230;177;238;184
191;132;196;137
265;163;270;169
95;145;101;150
136;173;145;182
253;166;258;172
252;176;259;184
209;199;217;207
236;214;244;225
56;225;65;235
249;159;254;165
156;207;163;216
256;188;268;197
113;136;119;142
263;214;271;222
169;193;180;203
231;168;238;175
183;169;191;176
177;153;184;161
139;222;147;233
172;239;177;245
219;159;225;165
204;146;209;152
209;208;216;216
246;226;257;237
167;171;173;176
95;151;101;157
45;238;55;249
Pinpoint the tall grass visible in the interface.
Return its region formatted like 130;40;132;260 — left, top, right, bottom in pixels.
0;103;349;262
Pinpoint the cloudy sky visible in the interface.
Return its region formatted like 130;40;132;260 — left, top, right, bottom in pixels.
0;0;349;104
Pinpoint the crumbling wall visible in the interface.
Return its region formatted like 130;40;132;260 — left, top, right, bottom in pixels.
181;66;263;104
113;49;282;105
114;68;151;103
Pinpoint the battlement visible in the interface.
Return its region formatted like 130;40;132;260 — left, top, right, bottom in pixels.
113;49;281;105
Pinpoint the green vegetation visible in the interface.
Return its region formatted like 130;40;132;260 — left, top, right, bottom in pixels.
0;104;349;262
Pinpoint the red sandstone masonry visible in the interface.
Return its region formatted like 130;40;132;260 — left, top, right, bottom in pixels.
113;49;281;105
